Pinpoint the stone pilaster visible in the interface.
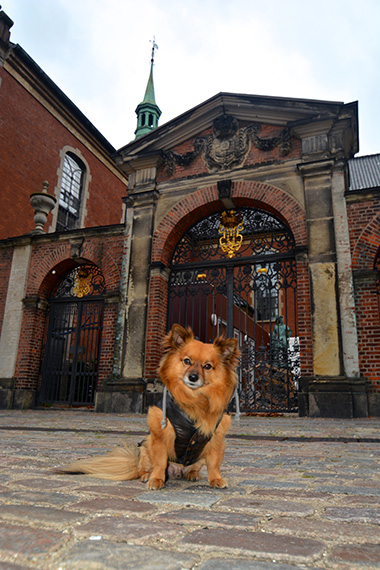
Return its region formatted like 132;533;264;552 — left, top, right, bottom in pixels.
0;242;32;408
122;188;158;383
96;168;158;413
331;164;361;379
298;157;368;417
299;160;341;377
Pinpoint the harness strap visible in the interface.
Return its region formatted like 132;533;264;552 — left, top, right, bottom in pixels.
161;385;168;429
157;389;222;466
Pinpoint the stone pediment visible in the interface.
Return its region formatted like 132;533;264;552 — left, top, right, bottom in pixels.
114;92;358;175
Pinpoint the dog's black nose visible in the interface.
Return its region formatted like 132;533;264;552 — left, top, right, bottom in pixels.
188;373;198;383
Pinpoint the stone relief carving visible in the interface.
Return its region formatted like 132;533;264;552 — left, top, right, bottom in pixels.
163;115;291;176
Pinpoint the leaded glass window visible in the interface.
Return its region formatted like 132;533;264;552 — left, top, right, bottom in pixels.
57;153;85;231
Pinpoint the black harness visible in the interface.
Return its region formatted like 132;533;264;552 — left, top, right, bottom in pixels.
157;390;221;466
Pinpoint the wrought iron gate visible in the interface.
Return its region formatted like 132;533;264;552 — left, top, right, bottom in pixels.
39;265;105;406
167;208;300;413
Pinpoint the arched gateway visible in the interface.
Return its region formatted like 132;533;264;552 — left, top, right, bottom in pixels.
39;264;105;406
167;207;300;413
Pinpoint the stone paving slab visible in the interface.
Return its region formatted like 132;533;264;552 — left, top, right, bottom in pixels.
329;544;380;566
72;515;182;544
0;562;36;570
0;410;379;569
0;523;68;559
56;540;197;570
137;490;223;507
0;490;79;506
0;504;87;528
198;561;310;570
264;516;380;543
71;497;156;514
220;496;315;516
180;528;325;563
324;506;380;525
156;508;260;529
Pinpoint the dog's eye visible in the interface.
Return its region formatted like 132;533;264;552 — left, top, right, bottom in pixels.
183;358;192;366
203;363;212;370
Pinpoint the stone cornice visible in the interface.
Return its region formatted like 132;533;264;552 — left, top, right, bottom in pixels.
345;187;380;202
0;224;125;249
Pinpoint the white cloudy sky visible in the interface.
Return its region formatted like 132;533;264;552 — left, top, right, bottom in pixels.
5;0;380;155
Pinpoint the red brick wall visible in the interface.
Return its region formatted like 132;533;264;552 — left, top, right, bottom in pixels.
0;67;126;240
97;303;119;390
347;196;380;393
145;180;312;379
296;259;313;376
353;278;380;394
145;274;169;378
347;199;380;270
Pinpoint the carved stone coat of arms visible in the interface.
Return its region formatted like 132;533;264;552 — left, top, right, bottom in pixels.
163;114;291;176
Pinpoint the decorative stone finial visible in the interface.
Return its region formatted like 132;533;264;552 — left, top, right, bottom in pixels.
30;180;57;235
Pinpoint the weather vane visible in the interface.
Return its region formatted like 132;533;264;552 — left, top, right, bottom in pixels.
150;36;158;64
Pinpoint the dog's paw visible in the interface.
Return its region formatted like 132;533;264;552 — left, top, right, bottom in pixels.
139;472;150;483
209;477;228;488
185;470;201;482
147;477;165;490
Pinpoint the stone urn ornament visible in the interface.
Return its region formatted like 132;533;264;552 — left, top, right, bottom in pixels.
30;180;57;234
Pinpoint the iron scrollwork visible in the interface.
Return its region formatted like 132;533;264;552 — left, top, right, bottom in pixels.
53;265;106;299
171;207;295;266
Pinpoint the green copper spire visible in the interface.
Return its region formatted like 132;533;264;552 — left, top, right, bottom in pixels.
134;38;162;139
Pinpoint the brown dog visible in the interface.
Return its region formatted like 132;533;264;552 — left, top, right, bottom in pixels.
56;324;239;490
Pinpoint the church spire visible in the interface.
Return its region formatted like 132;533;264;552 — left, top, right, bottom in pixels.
134;38;162;139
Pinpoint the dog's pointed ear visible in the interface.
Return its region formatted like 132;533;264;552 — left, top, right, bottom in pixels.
164;324;194;351
213;337;240;367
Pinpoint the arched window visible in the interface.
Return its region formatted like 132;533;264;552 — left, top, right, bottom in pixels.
56;153;85;231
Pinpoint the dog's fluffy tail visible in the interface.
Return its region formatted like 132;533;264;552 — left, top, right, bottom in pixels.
54;444;140;481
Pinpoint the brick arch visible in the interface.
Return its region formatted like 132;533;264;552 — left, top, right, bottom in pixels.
232;180;307;247
145;181;310;380
27;244;119;300
152;181;306;267
15;235;124;397
37;257;106;299
352;213;380;270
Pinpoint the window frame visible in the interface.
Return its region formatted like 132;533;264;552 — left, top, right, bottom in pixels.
49;147;91;233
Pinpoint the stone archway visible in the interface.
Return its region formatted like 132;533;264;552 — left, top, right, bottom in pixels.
145;181;311;387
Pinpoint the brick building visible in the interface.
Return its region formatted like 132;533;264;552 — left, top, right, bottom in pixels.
0;11;128;409
0;10;379;417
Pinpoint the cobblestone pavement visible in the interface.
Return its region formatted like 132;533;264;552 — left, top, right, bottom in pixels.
0;410;379;570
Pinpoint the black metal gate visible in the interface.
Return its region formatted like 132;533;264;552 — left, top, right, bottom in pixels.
39;265;105;406
167;208;300;413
